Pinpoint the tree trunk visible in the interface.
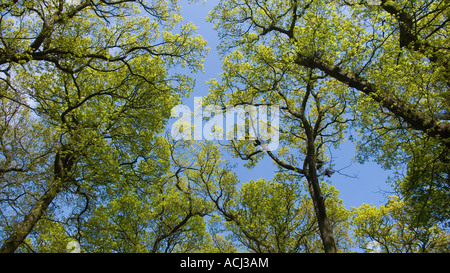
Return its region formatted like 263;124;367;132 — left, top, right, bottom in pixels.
0;181;63;253
0;151;73;253
306;173;337;253
305;138;337;253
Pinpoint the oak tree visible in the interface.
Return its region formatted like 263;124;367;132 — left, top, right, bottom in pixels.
0;0;207;253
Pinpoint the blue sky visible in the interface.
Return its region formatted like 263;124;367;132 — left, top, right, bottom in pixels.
174;0;394;210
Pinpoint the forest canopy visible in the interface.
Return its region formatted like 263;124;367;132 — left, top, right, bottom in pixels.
0;0;449;253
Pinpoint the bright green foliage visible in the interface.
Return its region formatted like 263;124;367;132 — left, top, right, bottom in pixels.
345;0;450;226
1;0;449;253
214;175;353;253
22;218;74;253
206;0;359;253
0;95;47;197
0;0;207;253
83;186;208;253
206;0;449;252
80;139;241;253
353;196;450;253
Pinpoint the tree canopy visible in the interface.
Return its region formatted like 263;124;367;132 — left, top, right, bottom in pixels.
1;0;449;253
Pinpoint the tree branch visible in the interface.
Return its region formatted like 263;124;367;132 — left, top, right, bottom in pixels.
294;54;450;145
